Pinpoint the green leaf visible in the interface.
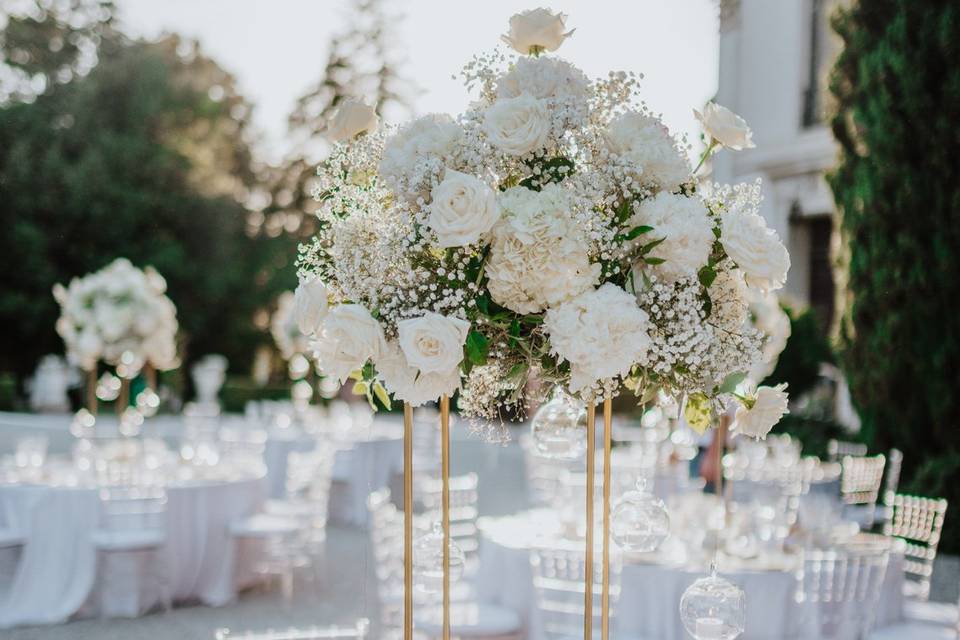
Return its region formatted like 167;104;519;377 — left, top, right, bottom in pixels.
698;265;717;288
644;257;666;265
684;392;713;435
614;225;654;244
465;331;489;366
372;381;392;410
614;199;634;224
505;362;529;387
718;371;747;395
641;237;666;254
475;295;490;316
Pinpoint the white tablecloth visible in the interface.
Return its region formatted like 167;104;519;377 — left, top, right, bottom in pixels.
476;510;905;640
0;472;265;628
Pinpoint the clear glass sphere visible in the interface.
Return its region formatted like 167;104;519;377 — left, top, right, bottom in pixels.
413;522;466;594
611;478;671;552
530;388;588;460
679;569;746;640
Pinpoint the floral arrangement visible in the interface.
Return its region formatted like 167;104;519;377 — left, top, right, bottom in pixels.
296;8;791;439
53;258;179;372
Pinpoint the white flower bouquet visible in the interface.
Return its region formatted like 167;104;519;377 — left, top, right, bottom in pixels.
53;258;179;373
297;9;791;438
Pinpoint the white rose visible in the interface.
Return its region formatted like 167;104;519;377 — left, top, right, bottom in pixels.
376;340;461;407
428;170;501;247
695;102;755;151
483;94;551;157
720;212;790;292
605;112;689;192
629;192;714;282
294;277;329;336
544;283;652;393
326;99;379;142
501;8;574;55
734;383;789;439
397;312;470;375
747;289;791;381
497;57;590;101
312;304;385;383
486;185;599;313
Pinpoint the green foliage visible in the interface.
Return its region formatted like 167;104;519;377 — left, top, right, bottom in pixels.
763;306;835;398
829;0;960;551
0;28;292;379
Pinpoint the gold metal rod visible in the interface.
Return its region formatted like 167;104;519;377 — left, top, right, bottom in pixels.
116;377;130;416
584;400;596;640
403;402;414;640
440;394;451;640
86;368;98;415
601;396;613;640
144;363;157;391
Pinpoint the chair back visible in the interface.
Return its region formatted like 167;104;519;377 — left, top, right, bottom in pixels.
214;619;370;640
420;473;480;568
840;454;886;528
521;435;578;507
218;425;267;470
98;484;167;534
827;439;868;462
794;544;889;639
882;493;948;601
529;546;622;640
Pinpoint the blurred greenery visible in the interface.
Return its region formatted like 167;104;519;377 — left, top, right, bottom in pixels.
0;0;410;395
830;0;960;551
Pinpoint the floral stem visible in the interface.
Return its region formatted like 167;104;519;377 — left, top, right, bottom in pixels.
693;139;717;175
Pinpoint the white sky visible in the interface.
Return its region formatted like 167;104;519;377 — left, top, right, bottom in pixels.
116;0;720;164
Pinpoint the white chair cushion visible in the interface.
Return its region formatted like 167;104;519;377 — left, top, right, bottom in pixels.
869;621;958;640
904;599;960;627
92;528;166;551
229;514;299;538
415;602;522;636
0;529;25;548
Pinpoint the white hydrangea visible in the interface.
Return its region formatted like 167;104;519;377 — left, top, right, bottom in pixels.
605;111;689;192
376;340;461;407
486;185;599;313
630;192;714;282
496;57;590;101
544;283;652;393
379;114;463;197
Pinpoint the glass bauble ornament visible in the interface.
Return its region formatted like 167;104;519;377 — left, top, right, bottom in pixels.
679;567;746;640
530;388;588;460
611;478;670;552
413;522;466;594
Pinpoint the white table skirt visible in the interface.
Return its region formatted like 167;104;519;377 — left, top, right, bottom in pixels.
476;511;905;640
0;474;265;628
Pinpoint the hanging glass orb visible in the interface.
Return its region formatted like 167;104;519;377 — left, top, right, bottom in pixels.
530;387;588;460
135;388;161;417
679;567;746;640
413;522;465;594
611;478;671;552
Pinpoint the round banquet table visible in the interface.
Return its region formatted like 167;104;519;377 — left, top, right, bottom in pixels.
0;468;266;628
476;509;905;640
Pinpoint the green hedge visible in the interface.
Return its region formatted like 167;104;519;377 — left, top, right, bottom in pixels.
829;0;960;552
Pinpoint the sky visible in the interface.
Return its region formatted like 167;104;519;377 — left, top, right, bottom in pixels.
116;0;720;164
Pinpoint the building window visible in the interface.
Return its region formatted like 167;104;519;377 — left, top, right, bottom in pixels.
802;0;825;127
808;216;835;327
